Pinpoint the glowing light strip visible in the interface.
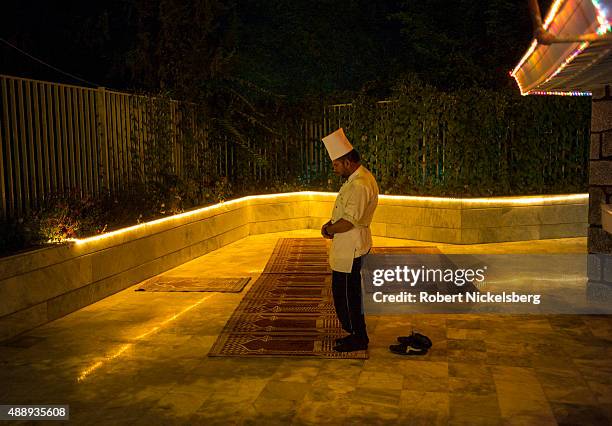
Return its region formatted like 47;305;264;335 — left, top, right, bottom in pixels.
511;0;563;77
592;0;611;34
511;40;538;79
543;0;565;30
524;40;591;95
380;193;588;205
511;0;610;95
68;192;588;245
77;294;212;382
73;192;313;244
529;90;591;96
529;0;609;95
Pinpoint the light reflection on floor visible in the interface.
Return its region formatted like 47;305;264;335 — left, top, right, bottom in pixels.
1;230;611;425
77;295;213;383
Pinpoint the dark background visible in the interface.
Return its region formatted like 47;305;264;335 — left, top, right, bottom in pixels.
1;0;552;101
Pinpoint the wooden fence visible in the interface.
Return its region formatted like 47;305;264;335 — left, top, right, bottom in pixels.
0;75;334;220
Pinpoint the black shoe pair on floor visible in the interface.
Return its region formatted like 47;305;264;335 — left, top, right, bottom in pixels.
333;334;368;352
389;332;432;356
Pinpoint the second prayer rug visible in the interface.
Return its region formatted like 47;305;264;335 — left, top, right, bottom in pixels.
135;277;251;292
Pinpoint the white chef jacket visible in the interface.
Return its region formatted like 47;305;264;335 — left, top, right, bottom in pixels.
329;165;379;273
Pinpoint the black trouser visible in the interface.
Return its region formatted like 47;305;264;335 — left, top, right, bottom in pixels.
331;256;368;343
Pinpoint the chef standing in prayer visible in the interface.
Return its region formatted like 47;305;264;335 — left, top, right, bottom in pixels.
320;128;379;352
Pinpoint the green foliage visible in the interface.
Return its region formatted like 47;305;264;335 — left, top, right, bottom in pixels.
0;192;107;256
125;87;296;210
33;193;105;242
336;81;590;196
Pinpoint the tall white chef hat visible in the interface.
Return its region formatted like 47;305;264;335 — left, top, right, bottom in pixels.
322;128;353;161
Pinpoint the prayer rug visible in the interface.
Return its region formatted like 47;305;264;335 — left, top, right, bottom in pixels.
209;238;367;358
207;273;366;358
262;242;441;274
263;237;331;274
208;239;447;358
135;277;251;292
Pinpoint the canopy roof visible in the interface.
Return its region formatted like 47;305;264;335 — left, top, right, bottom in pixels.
511;0;611;96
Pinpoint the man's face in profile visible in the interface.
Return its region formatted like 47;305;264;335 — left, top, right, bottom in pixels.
332;158;351;178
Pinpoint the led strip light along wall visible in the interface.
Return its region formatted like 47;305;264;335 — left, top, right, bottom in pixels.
70;192;588;245
510;0;610;96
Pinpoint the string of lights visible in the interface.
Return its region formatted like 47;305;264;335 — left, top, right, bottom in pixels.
510;0;610;96
530;90;591;96
593;0;611;34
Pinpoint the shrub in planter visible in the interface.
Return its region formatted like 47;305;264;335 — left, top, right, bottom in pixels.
36;193;105;242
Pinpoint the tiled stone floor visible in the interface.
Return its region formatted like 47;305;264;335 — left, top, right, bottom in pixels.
1;230;611;425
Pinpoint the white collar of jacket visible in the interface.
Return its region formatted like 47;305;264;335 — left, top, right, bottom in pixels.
346;165;364;183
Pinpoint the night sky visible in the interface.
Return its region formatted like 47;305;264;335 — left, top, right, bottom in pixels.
1;1;553;100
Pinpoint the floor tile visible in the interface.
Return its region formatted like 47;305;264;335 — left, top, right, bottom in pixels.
1;232;609;424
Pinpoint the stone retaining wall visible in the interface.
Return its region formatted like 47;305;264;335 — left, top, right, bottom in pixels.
587;91;612;296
